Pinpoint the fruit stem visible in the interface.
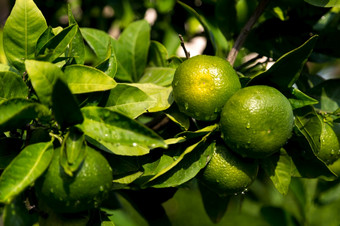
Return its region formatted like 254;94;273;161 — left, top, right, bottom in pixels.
179;34;190;59
227;0;270;66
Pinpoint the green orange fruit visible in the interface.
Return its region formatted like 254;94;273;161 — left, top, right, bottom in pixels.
172;55;241;121
199;144;258;196
220;85;294;158
35;147;113;213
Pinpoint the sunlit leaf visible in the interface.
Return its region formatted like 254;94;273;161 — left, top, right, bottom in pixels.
62;64;117;94
0;141;54;204
3;0;47;72
77;107;167;156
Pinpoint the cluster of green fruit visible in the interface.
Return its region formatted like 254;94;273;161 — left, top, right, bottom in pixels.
172;55;340;196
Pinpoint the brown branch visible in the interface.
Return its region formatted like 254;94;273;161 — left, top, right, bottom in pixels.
227;0;270;66
179;34;190;59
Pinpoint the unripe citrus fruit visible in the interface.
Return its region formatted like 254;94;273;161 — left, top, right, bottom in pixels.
199;144;258;196
318;122;340;165
35;147;113;213
172;55;241;121
220;85;294;158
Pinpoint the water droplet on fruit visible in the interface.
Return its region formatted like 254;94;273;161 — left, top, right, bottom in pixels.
99;186;104;191
184;102;189;110
104;134;108;137
234;192;238;196
132;142;137;147
246;123;251;129
331;150;335;155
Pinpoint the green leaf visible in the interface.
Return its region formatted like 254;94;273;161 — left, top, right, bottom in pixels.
0;141;54;204
249;35;318;91
289;88;319;109
37;24;78;62
147;41;169;67
199;182;230;224
0;98;50;133
36;26;55;56
67;4;85;65
0;71;28;99
96;40;117;78
139;67;175;87
147;137;215;188
80;27;112;62
289;106;336;180
165;104;190;131
25;60;63;105
308;79;340;112
3;0;47;72
60;127;87;176
77;106;167;156
105;83;172;119
0;138;23;169
113;20;151;82
52;78;84;130
304;0;340;7
261;148;292;195
62;64;117;94
177;1;229;57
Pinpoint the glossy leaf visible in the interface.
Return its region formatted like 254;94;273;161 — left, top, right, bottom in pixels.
261;149;292;195
146;136;215;188
3;0;47;72
60;127;87;176
62;64;117;94
148;41;169;67
36;26;55;55
96;40;118;78
113;20;151;82
165;104;190;131
305;0;340;7
139;67;175;87
52;78;84;130
0;141;54;204
80;27;112;62
37;24;78;62
25;60;63;105
0;71;28;99
77;107;167;156
67;4;85;65
105;83;172;119
290;106;336;180
0;98;50;133
249;35;318;91
289;88;318;109
308;79;340;112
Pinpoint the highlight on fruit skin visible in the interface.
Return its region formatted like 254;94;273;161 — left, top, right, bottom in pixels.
172;55;241;121
34;147;113;214
220;85;294;159
317;122;340;165
198;143;258;196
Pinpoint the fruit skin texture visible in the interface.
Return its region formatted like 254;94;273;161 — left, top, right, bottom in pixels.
199;144;258;196
318;122;340;165
220;85;294;159
172;55;241;121
35;147;113;213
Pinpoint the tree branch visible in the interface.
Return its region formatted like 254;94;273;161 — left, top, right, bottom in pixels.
227;0;270;66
